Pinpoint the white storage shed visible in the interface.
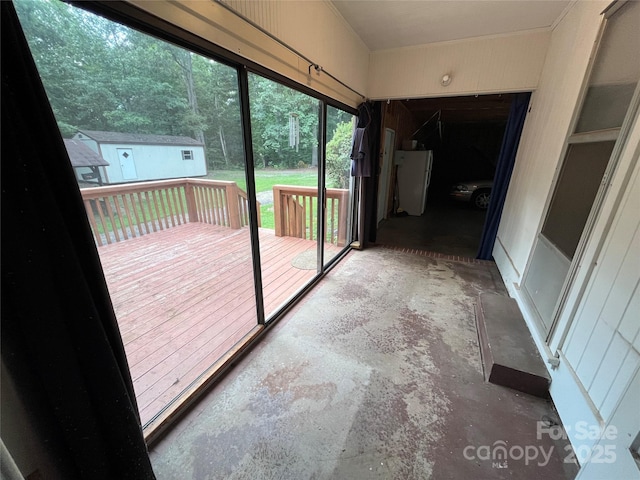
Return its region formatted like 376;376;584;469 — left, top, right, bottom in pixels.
73;130;206;184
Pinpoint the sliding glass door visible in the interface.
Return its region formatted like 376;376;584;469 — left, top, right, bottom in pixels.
15;0;356;432
14;0;261;427
247;73;322;319
324;105;356;269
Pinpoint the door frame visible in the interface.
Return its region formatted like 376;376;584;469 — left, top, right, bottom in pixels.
377;128;395;226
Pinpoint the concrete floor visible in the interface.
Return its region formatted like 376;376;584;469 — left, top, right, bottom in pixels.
376;199;487;258
149;247;577;479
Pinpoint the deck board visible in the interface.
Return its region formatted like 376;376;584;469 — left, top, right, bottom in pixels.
96;222;340;425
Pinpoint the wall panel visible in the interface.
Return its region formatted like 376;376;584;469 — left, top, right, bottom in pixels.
495;1;608;287
368;30;550;100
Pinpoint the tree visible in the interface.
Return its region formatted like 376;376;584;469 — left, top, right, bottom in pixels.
248;74;320;169
14;0;344;174
165;46;207;145
325;121;354;189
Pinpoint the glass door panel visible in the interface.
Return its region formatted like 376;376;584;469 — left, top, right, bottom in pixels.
15;0;258;427
324;106;355;268
247;73;321;319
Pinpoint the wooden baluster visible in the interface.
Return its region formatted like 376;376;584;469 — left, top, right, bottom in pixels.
84;199;103;246
286;195;294;237
178;187;188;224
121;194;136;239
273;186;283;237
337;190;348;247
160;189;169;228
206;187;214;225
201;186;210;224
200;186;209;224
95;198;111;244
193;186;207;223
165;189;177;228
170;188;182;225
140;191;154;232
329;198;336;244
152;190;166;230
212;187;220;225
104;196;121;243
185;181;198;223
112;195;128;240
135;192;148;234
300;195;307;239
308;195;313;240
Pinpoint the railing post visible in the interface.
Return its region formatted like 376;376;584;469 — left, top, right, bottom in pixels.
337;189;348;247
225;182;241;229
273;185;283;237
185;181;198;222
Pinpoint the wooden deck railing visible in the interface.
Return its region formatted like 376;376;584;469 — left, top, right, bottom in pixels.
81;178;259;246
273;185;349;246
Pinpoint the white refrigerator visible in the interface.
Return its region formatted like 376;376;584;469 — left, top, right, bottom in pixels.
395;150;433;216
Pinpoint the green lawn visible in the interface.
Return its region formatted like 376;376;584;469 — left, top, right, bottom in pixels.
207;168;321;230
206;168;319;193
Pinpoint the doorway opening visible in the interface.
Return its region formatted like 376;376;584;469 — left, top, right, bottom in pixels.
376;94;514;258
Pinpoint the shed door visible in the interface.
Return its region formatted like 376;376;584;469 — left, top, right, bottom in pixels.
118;148;137;180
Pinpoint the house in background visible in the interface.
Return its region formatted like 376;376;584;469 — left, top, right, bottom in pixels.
73;130;207;184
63;138;110;186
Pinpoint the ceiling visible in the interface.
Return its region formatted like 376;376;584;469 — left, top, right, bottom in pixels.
327;2;555;124
331;0;572;51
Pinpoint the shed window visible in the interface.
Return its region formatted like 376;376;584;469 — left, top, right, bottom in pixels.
181;150;193;160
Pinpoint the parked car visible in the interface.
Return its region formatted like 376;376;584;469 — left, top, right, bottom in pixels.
449;180;493;209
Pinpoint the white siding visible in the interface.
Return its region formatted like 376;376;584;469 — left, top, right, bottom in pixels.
368;30;550;100
101;144;206;183
129;0;369;107
576;369;640;479
494;1;608;290
563;156;640;422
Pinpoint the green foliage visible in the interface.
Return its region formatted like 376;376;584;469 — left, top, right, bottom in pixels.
248;74;319;169
326;121;354;189
57;120;78;138
14;0;355;178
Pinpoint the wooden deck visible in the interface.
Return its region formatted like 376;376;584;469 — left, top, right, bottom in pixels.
97;222;340;426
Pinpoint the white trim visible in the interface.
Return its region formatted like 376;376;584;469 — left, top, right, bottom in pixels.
568;128;620;144
549;107;640;353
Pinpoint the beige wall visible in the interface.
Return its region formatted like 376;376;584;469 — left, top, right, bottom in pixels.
494;0;608;289
130;0;369;108
368;30;550;100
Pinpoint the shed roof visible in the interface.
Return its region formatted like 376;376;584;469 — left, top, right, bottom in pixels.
64;139;110;167
76;130;203;146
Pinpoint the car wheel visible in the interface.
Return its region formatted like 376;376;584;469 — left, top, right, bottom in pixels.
471;189;491;210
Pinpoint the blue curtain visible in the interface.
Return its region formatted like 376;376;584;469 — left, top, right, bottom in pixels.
476;92;531;260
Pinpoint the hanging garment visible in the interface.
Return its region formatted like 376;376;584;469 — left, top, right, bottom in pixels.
350;126;372;177
350;102;373;177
